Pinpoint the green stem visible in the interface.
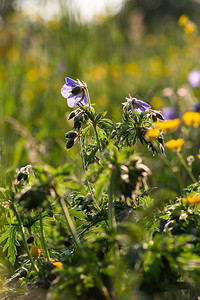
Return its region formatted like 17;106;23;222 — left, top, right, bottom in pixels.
159;154;184;192
11;203;39;273
85;87;92;109
94;124;102;152
39;210;50;262
56;192;108;297
79;135;100;210
177;152;196;183
59;197;81;249
108;172;116;230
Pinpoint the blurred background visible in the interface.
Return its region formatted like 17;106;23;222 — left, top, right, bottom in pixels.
0;0;200;195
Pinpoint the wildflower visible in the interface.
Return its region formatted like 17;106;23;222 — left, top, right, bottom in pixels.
183;194;200;205
61;77;87;108
178;14;189;27
162;107;177;120
197;149;200;159
187;70;200;88
145;128;160;140
184;22;196;34
193;102;200;112
155;119;181;132
122;95;151;113
30;245;41;258
46;258;63;268
165;139;184;151
182;112;200;127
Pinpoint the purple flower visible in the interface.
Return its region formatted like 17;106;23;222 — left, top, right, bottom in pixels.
162;107;177;120
187;69;200;88
122;95;151;112
193;102;200;112
61;77;87;108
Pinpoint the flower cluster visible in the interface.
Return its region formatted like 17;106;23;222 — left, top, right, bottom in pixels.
183;194;200;205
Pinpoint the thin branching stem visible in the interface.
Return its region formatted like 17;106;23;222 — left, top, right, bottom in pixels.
39;210;50;262
11;203;39;273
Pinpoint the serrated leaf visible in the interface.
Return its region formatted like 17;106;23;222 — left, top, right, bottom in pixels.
1;225;19;265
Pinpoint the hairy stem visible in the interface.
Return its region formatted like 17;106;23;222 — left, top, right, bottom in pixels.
39;210;50;262
177;152;196;183
11;203;39;273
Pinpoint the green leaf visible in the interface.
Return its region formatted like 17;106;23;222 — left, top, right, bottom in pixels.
1;225;19;265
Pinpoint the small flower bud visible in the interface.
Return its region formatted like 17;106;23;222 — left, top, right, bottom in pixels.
65;131;78;139
17;172;28;182
74;115;82;130
68;111;76;120
66;138;74;149
27;236;34;244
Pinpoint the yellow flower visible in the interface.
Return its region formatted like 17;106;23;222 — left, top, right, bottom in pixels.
165;139;184;151
183;194;200;205
197;149;200;159
182;112;200;127
178;14;189;27
184;22;196;34
155;119;181;132
151;96;163;109
145;128;160;140
46;258;63;268
30;245;41;258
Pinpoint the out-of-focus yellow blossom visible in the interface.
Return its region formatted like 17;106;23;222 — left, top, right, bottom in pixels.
125;62;140;77
30;245;41;258
149;56;163;78
155;119;181;132
183;194;200;205
23;89;35;102
197;149;200;159
89;64;107;82
109;64;123;83
178;15;189;27
144;34;157;47
6;47;19;61
26;68;38;82
46;258;63;268
184;22;196;34
165;139;184;151
182;112;200;127
96;94;109;108
145;128;160;140
151;96;163;109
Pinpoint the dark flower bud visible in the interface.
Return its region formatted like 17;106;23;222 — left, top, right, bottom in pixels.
74;115;82;130
66;138;74;149
27;236;34;244
151;110;165;121
17;172;28;182
65;131;78;139
68;111;76;120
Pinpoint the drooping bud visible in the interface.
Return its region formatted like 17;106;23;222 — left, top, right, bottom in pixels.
66;138;74;149
68;111;76;120
27;236;34;244
65;131;78;139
